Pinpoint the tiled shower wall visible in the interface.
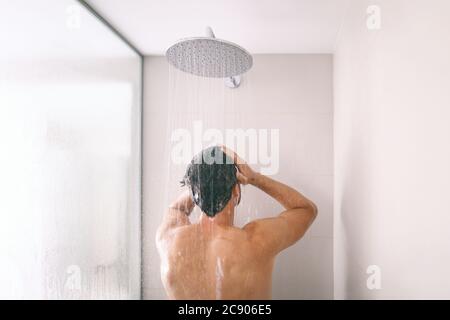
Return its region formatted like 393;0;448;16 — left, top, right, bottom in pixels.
143;54;334;299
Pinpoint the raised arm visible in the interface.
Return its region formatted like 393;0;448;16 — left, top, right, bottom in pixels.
246;174;317;251
156;189;194;242
222;146;317;255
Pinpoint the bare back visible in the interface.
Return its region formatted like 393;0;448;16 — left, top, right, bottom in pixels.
157;147;317;300
157;223;275;300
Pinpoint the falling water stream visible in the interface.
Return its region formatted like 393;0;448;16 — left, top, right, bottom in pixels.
160;54;261;298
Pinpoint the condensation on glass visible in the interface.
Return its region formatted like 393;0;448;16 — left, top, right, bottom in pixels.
0;0;141;299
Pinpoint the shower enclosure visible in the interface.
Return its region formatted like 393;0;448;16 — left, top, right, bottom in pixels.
1;0;334;300
0;0;142;299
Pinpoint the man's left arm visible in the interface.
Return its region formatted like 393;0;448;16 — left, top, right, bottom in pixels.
156;190;194;241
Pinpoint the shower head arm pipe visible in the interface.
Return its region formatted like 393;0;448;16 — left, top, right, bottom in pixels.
205;26;216;38
205;26;241;89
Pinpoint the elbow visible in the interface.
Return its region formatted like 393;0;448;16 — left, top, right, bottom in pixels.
155;226;163;243
155;224;166;244
308;201;318;220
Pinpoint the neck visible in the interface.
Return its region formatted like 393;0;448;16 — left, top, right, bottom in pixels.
199;205;235;227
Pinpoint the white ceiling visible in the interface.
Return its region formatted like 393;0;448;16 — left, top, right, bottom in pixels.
86;0;347;55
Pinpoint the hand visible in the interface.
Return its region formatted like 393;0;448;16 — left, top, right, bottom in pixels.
220;145;258;185
169;189;194;215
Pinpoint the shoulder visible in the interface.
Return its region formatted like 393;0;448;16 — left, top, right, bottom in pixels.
242;217;288;239
156;224;195;246
241;217;291;255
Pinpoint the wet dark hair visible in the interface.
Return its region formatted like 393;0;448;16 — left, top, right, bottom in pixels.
181;146;238;217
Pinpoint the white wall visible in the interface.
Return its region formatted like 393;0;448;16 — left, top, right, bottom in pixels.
143;54;334;299
334;0;450;299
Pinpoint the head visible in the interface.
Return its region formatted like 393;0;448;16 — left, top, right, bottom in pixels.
181;146;240;218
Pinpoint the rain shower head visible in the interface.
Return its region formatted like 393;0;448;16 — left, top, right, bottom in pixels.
166;27;253;79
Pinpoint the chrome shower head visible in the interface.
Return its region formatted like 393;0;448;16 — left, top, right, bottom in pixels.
166;27;253;79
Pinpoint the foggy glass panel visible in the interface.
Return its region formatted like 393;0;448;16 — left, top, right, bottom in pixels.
0;0;141;299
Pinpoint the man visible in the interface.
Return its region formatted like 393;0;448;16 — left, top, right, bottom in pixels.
156;146;317;299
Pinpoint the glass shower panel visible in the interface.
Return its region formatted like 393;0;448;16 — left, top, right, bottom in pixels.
0;0;141;299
